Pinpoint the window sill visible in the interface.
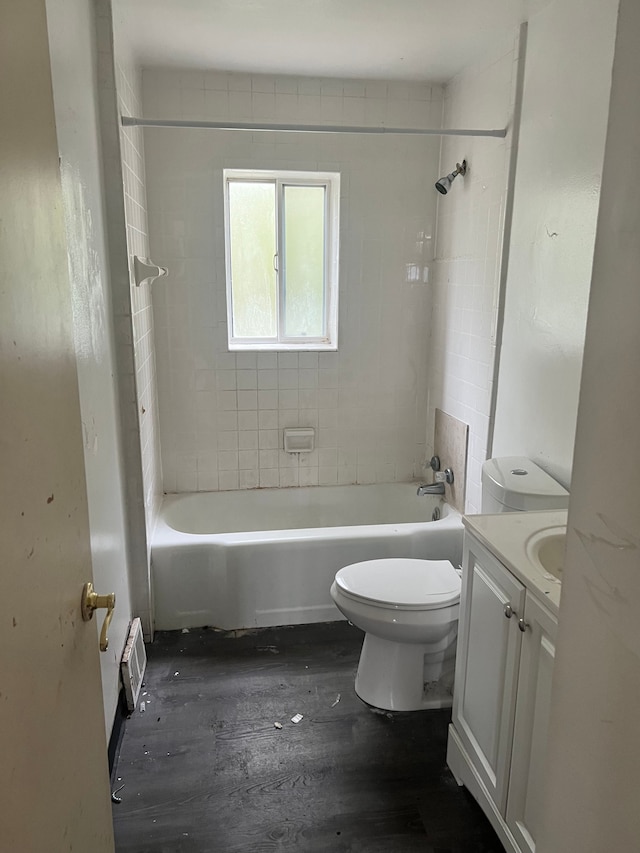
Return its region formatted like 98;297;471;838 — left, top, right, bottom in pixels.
228;342;338;352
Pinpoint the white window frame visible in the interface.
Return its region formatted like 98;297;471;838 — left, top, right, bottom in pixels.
223;169;340;351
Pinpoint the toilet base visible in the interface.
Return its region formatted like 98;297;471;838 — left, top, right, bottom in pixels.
355;632;456;712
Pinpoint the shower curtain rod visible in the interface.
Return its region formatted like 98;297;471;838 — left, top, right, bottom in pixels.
121;116;507;138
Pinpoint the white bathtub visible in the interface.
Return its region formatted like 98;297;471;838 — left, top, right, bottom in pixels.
152;483;464;631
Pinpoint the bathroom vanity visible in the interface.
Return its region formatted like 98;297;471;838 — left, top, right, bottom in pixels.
447;509;567;853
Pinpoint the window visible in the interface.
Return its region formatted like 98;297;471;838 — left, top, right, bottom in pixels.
223;169;340;351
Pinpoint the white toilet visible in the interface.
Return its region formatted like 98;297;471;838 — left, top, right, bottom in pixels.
481;456;569;512
330;558;461;712
331;456;569;712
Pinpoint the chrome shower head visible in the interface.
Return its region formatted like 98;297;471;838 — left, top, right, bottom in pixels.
435;160;467;195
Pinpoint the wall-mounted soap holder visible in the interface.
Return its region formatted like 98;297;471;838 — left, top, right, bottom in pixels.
283;428;315;453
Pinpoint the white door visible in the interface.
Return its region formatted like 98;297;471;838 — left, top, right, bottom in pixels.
452;535;525;812
506;594;557;853
0;3;115;850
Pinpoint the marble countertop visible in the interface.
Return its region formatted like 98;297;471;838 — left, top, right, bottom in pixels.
462;509;568;615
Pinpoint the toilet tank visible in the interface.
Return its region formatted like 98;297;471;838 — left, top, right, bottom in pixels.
481;457;570;513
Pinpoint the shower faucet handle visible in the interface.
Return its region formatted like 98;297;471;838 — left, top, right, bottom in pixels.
435;468;454;485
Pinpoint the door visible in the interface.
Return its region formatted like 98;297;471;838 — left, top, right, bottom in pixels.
0;3;115;850
506;594;557;853
45;0;135;733
452;534;525;812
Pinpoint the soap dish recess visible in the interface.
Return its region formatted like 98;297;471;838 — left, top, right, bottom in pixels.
283;427;315;453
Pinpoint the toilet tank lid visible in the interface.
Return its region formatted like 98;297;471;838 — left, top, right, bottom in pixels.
335;558;460;609
482;457;569;505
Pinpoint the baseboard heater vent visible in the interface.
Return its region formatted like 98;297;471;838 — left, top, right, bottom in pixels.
121;617;147;712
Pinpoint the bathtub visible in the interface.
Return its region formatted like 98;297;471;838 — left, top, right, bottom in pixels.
152;483;464;631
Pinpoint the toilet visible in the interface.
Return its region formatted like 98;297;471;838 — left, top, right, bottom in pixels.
330;558;461;711
331;456;569;712
481;456;569;512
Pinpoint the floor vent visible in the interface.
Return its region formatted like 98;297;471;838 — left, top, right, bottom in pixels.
121;617;147;712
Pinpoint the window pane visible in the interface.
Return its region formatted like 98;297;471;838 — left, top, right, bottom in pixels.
228;181;277;338
283;185;325;338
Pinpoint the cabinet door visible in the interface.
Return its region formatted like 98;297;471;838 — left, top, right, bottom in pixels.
452;535;526;812
506;594;557;853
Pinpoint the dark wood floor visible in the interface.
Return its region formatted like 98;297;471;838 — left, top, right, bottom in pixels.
112;622;503;852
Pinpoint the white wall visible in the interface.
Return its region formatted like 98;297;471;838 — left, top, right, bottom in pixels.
143;71;442;492
46;0;132;734
540;1;640;849
491;0;618;487
428;31;520;513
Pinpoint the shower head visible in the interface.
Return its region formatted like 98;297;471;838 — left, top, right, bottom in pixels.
435;160;467;195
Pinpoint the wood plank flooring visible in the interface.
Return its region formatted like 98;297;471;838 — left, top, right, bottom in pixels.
112;622;503;852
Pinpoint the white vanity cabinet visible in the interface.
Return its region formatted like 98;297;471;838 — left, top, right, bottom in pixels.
447;530;558;853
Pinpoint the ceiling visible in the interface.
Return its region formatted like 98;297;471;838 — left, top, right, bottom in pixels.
113;0;548;83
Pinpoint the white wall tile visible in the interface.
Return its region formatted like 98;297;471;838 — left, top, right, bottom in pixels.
239;449;258;470
427;37;516;511
237;410;258;430
113;47;164;636
257;353;278;369
259;468;280;488
219;470;239;490
238;430;258;450
299;467;319;486
258;389;278;409
258;410;278;429
144;69;442;492
259;449;279;469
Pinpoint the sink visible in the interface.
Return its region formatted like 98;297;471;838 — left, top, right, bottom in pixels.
525;526;567;581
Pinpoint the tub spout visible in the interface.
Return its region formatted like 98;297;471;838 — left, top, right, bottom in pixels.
417;482;445;496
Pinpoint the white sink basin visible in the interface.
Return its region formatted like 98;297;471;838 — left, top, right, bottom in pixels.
525;526;567;581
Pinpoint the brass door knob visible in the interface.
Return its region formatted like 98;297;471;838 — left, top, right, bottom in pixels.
81;582;116;652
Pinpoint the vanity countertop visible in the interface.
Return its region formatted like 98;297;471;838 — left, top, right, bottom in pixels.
463;509;568;615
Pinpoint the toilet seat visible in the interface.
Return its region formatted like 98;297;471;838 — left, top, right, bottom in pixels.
335;558;460;611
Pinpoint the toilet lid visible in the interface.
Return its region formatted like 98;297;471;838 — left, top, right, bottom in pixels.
335;558;461;610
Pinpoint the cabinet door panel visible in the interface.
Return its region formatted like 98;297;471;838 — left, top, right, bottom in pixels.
452;537;526;811
506;594;557;853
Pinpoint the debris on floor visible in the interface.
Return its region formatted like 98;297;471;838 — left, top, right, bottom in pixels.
274;722;283;730
181;628;190;633
140;701;146;713
291;713;303;724
257;645;279;654
331;694;341;707
112;623;504;851
226;626;260;638
368;706;394;719
111;784;124;804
